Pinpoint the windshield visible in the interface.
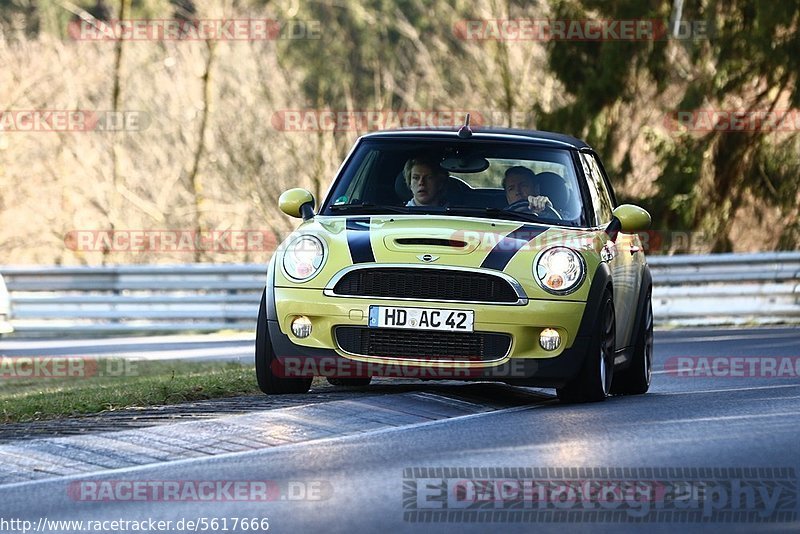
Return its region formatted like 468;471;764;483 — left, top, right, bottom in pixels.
322;139;587;226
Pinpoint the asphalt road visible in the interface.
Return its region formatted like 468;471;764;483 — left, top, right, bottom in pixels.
0;327;799;533
0;334;255;362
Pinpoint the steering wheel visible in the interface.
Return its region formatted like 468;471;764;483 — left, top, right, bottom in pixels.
506;199;562;220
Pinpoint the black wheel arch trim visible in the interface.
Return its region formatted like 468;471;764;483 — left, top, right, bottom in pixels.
617;263;653;370
265;255;278;322
576;261;612;340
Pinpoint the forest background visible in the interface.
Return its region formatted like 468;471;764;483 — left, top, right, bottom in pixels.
1;0;798;264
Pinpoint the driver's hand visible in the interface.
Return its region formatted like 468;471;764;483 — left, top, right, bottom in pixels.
527;195;553;214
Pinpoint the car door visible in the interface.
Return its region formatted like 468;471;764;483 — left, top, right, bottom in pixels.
579;151;638;350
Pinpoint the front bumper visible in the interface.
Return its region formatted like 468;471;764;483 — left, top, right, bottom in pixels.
275;288;584;355
268;319;590;387
269;286;592;386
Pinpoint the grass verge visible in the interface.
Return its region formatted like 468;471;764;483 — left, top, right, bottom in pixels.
0;359;264;424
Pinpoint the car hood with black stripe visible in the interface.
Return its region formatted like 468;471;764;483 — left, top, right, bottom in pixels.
273;215;604;301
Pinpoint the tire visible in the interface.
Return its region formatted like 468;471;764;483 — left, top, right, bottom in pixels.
556;289;615;403
255;290;313;395
326;377;372;387
610;288;653;395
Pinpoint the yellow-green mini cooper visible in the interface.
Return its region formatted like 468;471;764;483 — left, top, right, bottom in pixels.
256;126;653;402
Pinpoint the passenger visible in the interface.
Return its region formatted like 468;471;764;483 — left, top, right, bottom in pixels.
403;156;449;207
502;166;556;216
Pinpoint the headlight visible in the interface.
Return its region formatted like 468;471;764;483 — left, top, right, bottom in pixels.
534;246;585;295
282;235;326;281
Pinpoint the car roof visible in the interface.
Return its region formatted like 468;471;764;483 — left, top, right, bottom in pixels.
361;127;592;150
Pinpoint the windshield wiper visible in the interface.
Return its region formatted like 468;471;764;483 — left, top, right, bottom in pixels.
328;202;410;214
444;206;543;223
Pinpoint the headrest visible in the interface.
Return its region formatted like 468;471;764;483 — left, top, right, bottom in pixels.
395;171;412;201
536;172;569;207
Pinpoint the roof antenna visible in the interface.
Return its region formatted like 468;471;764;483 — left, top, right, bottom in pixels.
457;113;473;138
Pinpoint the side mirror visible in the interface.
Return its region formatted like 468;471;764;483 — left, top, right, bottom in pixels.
279;188;315;220
606;204;651;241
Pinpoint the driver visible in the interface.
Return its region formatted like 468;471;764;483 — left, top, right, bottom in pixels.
502;166;555;215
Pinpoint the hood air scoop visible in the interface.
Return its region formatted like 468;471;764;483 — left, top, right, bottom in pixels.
393;237;468;248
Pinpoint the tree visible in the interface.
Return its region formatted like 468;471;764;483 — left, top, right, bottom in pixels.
539;0;800;251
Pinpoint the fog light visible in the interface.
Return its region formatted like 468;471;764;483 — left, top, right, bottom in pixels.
539;328;561;351
291;316;312;338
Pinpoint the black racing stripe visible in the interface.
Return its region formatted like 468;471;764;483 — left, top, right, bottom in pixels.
480;224;547;271
346;217;375;263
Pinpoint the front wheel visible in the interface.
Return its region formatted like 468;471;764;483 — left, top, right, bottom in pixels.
557;289;615;403
255;290;313;395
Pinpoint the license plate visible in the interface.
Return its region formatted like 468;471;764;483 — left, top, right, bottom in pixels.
368;306;474;332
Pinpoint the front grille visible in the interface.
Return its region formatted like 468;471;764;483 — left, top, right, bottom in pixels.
335;326;511;361
331;268;520;303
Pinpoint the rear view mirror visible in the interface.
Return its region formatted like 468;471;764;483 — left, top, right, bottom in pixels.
440;155;490;173
614;205;651;232
606;204;651;240
279;188;315;220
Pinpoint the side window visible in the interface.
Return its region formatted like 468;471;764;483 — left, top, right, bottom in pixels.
579;153;614;225
591;155;617;207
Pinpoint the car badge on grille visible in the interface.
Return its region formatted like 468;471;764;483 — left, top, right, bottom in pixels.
417;254;440;263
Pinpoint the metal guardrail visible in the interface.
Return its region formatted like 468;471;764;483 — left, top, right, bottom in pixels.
1;252;798;335
1;265;267;335
647;252;800;326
